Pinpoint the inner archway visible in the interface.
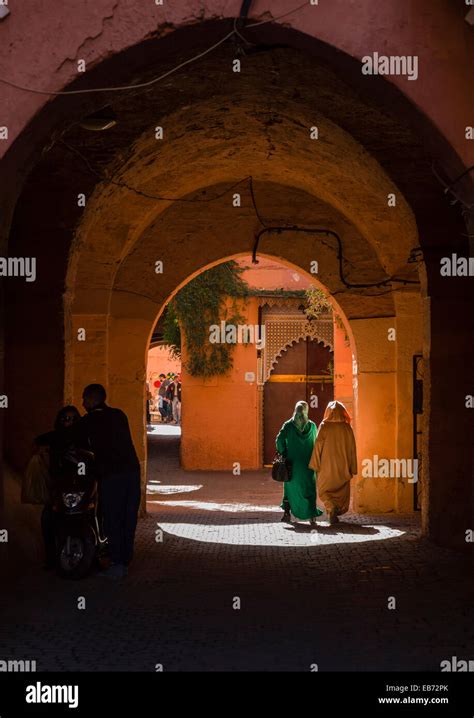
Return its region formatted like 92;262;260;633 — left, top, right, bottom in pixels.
89;241;420;521
144;254;355;475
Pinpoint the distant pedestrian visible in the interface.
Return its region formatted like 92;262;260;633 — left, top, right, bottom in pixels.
158;373;169;398
157;394;167;422
158;373;172;422
173;375;182;425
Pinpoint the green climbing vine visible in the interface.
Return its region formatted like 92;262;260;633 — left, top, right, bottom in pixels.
162;270;349;379
162;261;249;378
303;286;333;319
304;286;350;346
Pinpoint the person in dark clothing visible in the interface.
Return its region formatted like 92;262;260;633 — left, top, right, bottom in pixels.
157;374;169;399
166;380;175;398
73;383;141;579
166;379;176;421
34;405;81;569
158;395;168;422
158;373;172;422
173;375;182;425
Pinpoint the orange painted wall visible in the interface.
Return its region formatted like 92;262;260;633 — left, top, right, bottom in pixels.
180;298;260;470
179;300;355;471
333;317;356;511
333;318;354;420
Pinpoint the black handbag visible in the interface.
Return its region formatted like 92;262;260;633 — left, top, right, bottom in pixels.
272;452;292;482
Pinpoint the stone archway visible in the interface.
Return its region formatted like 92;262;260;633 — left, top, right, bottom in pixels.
65;241;415;521
1;9;472;550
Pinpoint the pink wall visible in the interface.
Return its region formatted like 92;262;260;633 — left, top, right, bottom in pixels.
1;1;472;168
239;257;312;291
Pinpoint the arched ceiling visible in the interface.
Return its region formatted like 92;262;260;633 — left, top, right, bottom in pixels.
111;179;398;321
60;43;427;322
8;23;470;334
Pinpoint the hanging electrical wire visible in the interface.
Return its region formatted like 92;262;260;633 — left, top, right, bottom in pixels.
60;139;420;291
251;225;420;289
9;0;419;297
0;2;309;97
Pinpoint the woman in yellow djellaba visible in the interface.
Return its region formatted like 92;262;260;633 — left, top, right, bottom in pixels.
309;400;357;525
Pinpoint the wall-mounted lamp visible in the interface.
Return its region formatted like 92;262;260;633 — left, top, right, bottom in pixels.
79;106;117;131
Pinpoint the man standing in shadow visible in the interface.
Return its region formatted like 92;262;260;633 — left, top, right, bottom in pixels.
75;384;141;579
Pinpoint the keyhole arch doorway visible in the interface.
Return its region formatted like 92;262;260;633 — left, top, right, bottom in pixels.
263;336;338;465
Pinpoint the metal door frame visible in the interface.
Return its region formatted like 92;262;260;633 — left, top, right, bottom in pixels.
413;354;424;511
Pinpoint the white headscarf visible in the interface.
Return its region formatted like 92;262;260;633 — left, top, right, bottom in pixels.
292;400;309;432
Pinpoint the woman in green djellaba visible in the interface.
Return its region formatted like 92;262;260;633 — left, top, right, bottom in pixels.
276;400;323;526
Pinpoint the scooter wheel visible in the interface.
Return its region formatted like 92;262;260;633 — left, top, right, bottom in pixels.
56;528;96;580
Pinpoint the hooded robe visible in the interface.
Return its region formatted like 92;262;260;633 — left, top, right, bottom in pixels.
309;400;357;515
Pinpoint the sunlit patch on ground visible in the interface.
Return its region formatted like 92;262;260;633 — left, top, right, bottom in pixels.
155;519;405;546
147;484;203;495
149;500;281;512
146;424;181;436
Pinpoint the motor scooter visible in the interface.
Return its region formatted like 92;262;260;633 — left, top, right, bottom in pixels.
53;450;107;579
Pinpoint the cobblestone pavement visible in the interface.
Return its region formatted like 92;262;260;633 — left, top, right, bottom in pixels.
1;430;473;672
